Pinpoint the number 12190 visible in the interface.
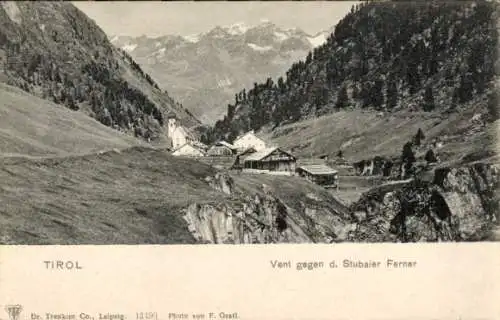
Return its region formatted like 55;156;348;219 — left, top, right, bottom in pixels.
136;312;158;320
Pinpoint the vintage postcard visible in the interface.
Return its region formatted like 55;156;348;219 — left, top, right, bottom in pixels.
0;0;499;319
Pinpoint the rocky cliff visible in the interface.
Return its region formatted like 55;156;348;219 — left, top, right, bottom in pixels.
349;163;499;242
183;172;355;244
185;162;499;244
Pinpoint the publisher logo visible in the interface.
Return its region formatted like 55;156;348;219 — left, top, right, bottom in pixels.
5;305;23;320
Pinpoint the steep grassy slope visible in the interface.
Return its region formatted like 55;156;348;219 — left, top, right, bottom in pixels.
260;95;497;163
0;83;144;157
0;1;199;142
0;147;223;244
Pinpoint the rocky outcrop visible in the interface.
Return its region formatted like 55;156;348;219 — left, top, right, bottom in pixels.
204;172;234;195
184;172;299;244
183;162;499;244
183;193;301;244
183;173;354;244
353;156;396;177
349;163;499;242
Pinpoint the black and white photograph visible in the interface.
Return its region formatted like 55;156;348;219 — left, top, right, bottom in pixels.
0;0;498;245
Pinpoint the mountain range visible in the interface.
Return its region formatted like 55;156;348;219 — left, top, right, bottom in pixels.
110;22;333;123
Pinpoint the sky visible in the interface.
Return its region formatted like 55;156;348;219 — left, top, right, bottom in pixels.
73;1;360;37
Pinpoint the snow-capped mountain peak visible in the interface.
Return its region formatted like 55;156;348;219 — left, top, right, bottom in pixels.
225;22;249;35
247;43;273;52
308;32;329;48
122;43;137;52
183;33;200;43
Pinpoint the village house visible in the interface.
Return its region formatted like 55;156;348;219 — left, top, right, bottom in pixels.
172;141;207;157
242;147;297;175
207;141;237;156
296;164;338;188
232;130;267;152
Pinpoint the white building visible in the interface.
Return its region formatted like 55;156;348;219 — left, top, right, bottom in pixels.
232;130;267;152
167;115;198;150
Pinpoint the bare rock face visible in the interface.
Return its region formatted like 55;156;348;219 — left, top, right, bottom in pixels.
187;173;296;243
432;164;499;239
182;193;302;244
349;163;499;242
186;173;354;244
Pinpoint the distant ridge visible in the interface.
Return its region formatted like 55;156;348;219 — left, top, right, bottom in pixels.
110;21;333;124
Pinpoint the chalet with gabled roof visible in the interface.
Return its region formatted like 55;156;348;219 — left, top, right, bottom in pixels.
241;147;296;175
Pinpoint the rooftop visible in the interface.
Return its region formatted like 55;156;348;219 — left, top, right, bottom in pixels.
214;141;236;149
244;147;295;161
297;164;338;175
234;130;266;143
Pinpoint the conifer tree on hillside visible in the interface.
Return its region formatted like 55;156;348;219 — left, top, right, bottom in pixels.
414;128;425;146
425;149;438;164
386;78;398;110
402;141;416;169
372;78;385;110
456;72;474;104
335;85;349;109
422;86;435;112
486;91;499;122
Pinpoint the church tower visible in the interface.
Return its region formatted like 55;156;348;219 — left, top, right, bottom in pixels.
167;114;177;139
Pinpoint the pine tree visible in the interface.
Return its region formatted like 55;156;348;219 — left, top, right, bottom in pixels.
486;91;499;122
401;141;416;169
372;78;385;110
227;104;235;120
414;128;425;146
352;84;359;100
425;149;438;163
277;77;285;93
386;78;398;110
335;85;349;109
422;86;435;111
306;52;313;64
457;73;474;103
